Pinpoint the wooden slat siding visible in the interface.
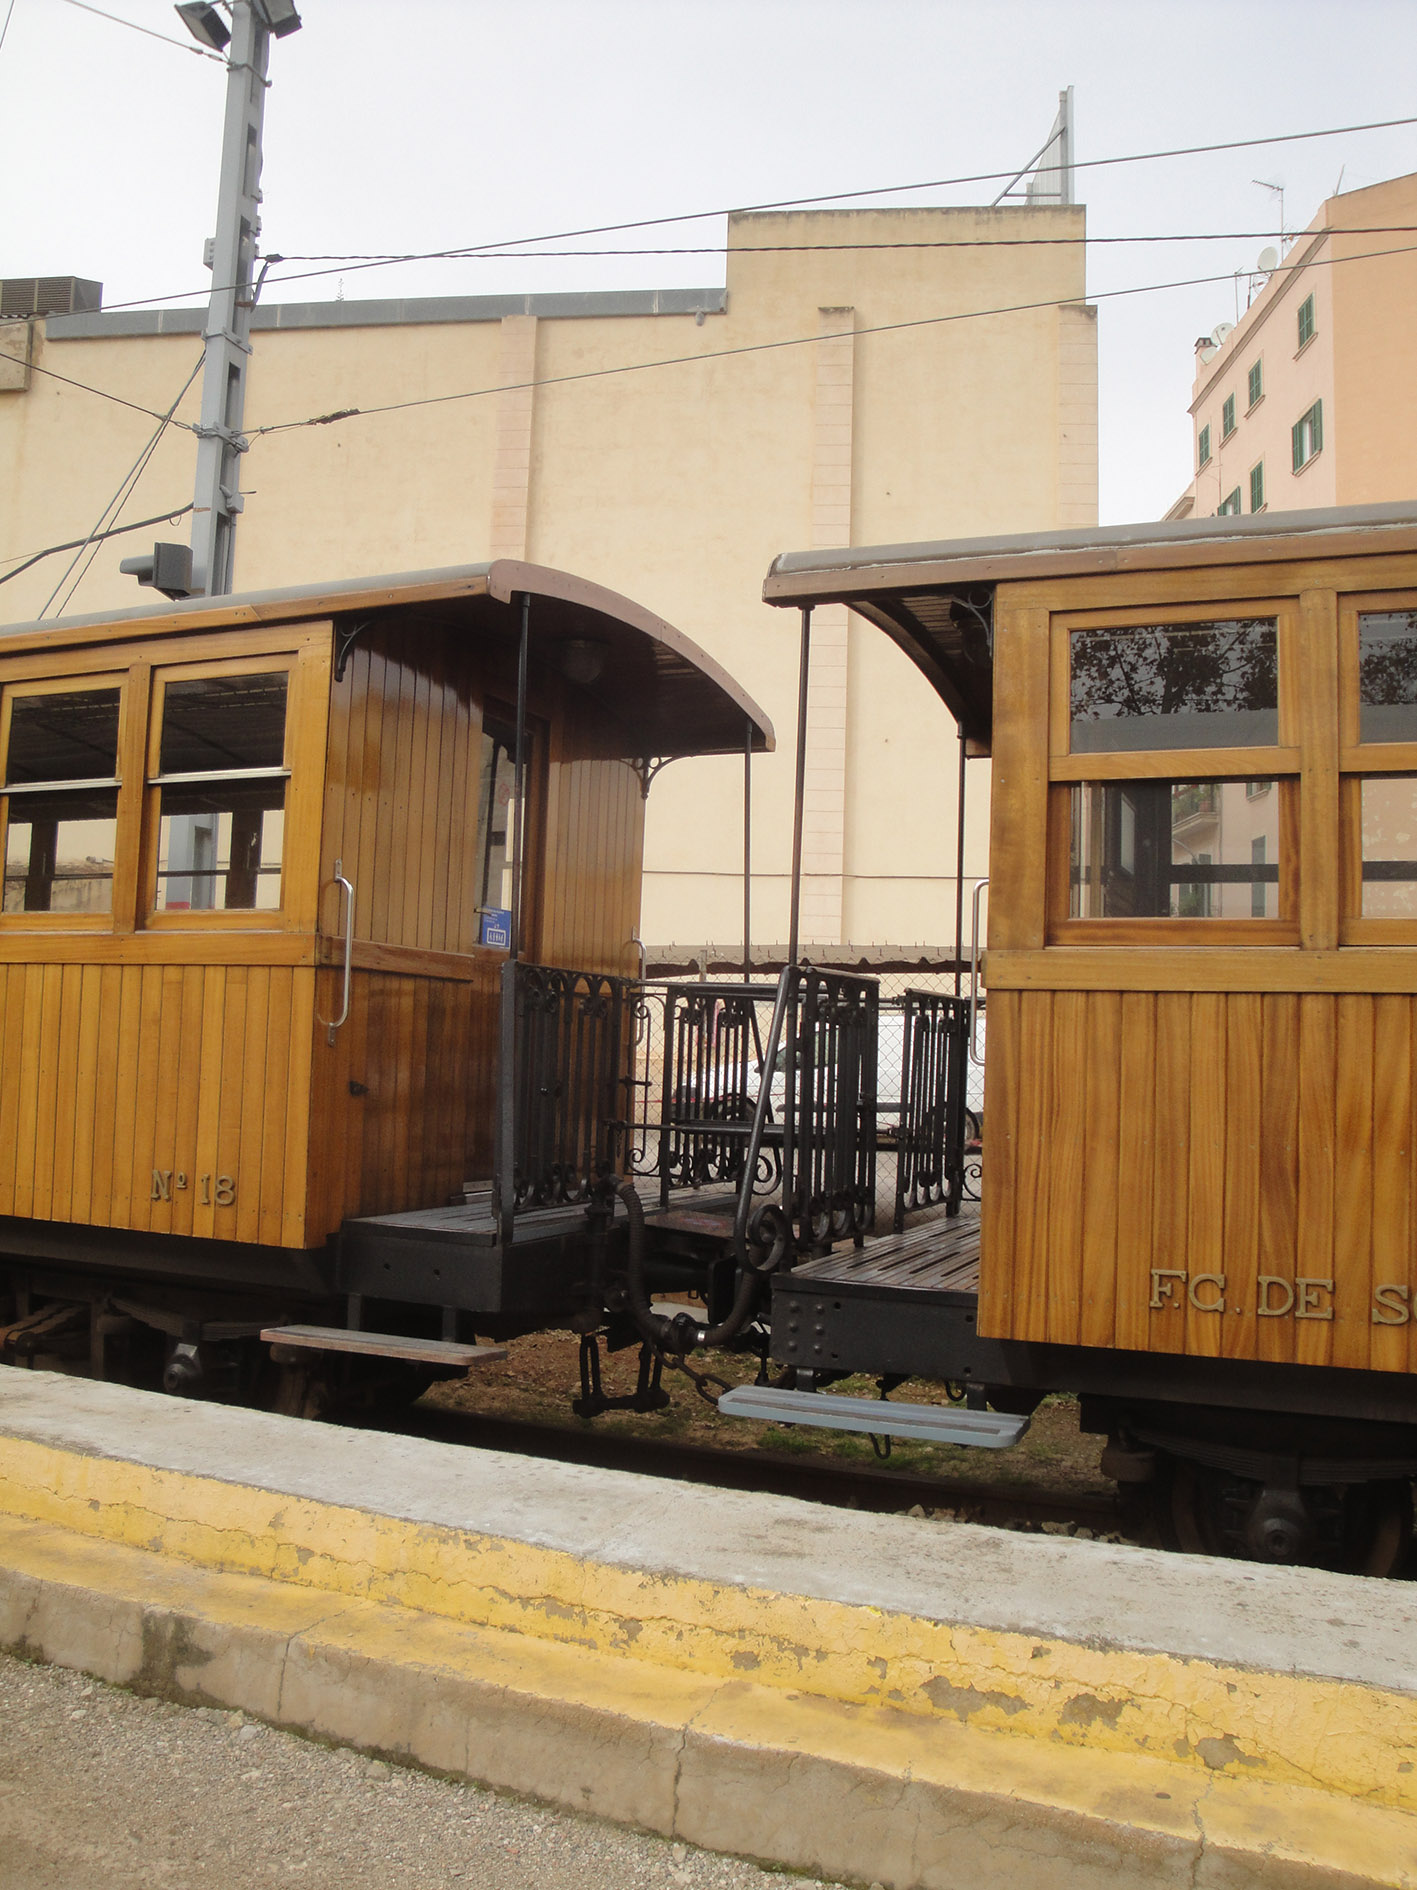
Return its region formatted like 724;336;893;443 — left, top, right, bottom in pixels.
256;970;293;1247
11;966;43;1220
1079;990;1121;1350
1256;993;1300;1367
1148;994;1191;1354
1295;995;1338;1368
30;966;64;1220
1113;992;1157;1351
48;965;81;1223
1006;994;1053;1342
1183;994;1228;1359
85;966;121;1221
389;649;417;947
234;970;269;1245
167;967;205;1237
418;664;444;952
0;969;20;1213
1044;994;1087;1346
976;990;1018;1337
144;965;182;1235
1332;994;1374;1371
1367;990;1413;1375
1409;1003;1417;1379
188;966;227;1242
429;658;456;955
362;647;391;945
397;660;427;949
987;606;1051;952
1219;993;1262;1362
279;972;315;1247
67;967;102;1225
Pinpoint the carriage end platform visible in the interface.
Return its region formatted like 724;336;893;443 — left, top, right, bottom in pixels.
0;1369;1412;1889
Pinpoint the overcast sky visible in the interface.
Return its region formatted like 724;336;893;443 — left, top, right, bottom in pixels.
3;0;1415;525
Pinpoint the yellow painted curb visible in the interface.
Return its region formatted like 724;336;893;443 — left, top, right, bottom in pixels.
0;1509;1412;1890
0;1429;1414;1822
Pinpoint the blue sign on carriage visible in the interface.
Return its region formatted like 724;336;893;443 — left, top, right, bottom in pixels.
480;906;513;950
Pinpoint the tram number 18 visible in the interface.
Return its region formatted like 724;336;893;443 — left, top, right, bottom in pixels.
151;1171;236;1206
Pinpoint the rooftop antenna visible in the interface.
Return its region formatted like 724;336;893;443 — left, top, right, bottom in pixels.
1253;177;1287;255
121;0;303;603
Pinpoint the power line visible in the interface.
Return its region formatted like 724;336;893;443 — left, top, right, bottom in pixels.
64;111;1417;317
247;238;1417;444
21;355;199;427
40;352;205;618
0;0;18;58
57;0;224;61
0;504;194;587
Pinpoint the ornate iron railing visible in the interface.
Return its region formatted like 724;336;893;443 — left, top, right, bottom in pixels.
892;989;972;1230
656;980;783;1207
784;967;878;1253
494;961;635;1240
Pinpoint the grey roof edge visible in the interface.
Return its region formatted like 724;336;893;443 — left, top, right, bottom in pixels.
45;287;728;342
763;501;1417;599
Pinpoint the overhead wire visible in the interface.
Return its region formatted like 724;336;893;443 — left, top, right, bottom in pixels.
0;0;17;58
0;504;195;588
58;111;1417;316
39;352;205;618
245;237;1417;444
56;0;225;61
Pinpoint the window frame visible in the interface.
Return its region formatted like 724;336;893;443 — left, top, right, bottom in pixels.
1218;488;1243;516
1338;588;1417;943
0;670;138;932
1046;597;1301;944
1292;400;1323;473
141;654;298;932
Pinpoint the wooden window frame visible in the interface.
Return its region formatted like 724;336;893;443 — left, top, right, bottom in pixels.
0;669;139;934
1338;588;1417;943
471;699;547;959
1046;598;1301;944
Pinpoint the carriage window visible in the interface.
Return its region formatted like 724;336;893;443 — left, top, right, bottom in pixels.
1068;779;1283;919
474;714;521;942
1069;618;1278;753
1358;776;1417;917
1357;611;1417;744
151;672;287;912
2;687;120;914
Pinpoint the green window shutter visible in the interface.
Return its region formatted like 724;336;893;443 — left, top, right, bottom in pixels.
1292;418;1305;472
1222;393;1236;437
1298;295;1315;348
1198;425;1211;467
1311;400;1323;454
1248;360;1263;406
1250;461;1265;511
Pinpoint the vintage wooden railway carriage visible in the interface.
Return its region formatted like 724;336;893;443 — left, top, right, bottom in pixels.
0;563;771;1394
756;501;1417;1572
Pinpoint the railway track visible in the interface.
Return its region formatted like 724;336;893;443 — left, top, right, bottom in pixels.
380;1400;1128;1538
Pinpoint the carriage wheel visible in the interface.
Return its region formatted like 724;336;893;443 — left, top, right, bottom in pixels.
1160;1455;1412;1577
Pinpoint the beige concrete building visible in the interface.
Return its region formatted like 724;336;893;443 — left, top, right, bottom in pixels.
1170;172;1417;523
0;206;1097;960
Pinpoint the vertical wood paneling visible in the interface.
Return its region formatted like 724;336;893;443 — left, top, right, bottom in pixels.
1045;994;1087;1346
1295;995;1337;1368
1010;995;1054;1342
1185;994;1227;1358
1079;991;1121;1351
1112;992;1156;1352
1220;993;1262;1361
1331;995;1374;1370
977;989;1019;1337
1256;993;1299;1365
1149;995;1192;1354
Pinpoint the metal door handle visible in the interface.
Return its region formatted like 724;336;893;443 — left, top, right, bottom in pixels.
320;859;354;1044
969;877;988;1067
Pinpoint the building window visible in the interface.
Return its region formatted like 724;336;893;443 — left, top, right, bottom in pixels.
1247;359;1263;408
1218;488;1243;515
2;684;120;914
1250;461;1265;513
1221;393;1237;439
1292;400;1323;473
1297;294;1315;349
1197;424;1211;468
150;669;288;912
1069;618;1278;753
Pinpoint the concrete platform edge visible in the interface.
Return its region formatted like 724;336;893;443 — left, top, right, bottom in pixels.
0;1511;1407;1890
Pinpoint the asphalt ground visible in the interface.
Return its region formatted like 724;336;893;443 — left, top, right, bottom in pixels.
0;1654;848;1890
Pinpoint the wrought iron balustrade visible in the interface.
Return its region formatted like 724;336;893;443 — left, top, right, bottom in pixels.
783;967;879;1253
656;980;783;1207
893;989;972;1229
494;961;635;1240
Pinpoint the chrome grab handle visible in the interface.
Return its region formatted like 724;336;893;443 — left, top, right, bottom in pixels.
320;859;354;1045
968;877;988;1067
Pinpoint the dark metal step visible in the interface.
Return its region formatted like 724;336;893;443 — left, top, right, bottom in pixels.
718;1384;1028;1448
261;1325;507;1369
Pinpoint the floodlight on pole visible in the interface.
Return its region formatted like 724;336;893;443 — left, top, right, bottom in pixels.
174;3;229;51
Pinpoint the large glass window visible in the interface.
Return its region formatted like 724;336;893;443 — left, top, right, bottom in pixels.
1068;779;1284;920
473;713;520;943
1357;610;1417;743
1069;618;1278;754
151;671;287;912
2;687;120;913
1358;777;1417;917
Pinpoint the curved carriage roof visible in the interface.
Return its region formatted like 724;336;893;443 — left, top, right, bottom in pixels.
0;560;774;762
763;501;1417;750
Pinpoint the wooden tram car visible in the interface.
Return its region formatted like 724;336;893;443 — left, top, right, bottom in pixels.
759;500;1417;1573
0;562;771;1401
